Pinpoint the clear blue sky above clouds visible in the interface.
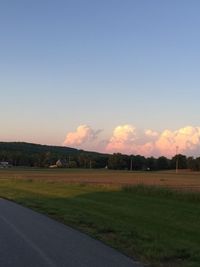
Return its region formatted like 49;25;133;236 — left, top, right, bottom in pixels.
1;0;200;150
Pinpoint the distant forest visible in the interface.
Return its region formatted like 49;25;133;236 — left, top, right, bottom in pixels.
0;142;200;171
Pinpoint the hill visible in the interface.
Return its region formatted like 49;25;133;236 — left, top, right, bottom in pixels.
1;142;199;171
0;142;108;168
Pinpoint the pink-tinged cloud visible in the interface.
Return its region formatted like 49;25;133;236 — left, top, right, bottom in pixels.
63;125;101;147
106;125;137;154
105;125;200;157
63;124;200;157
155;126;200;157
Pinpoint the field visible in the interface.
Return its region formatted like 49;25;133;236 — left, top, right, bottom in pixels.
1;168;200;267
1;168;200;191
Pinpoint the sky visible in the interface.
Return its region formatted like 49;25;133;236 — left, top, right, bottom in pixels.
1;0;200;157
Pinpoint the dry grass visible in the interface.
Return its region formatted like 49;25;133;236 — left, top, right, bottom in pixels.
1;168;200;191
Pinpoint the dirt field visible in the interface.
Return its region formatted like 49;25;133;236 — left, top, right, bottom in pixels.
1;168;200;191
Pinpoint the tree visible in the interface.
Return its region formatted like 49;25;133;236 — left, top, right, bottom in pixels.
187;157;197;171
171;154;187;169
108;153;128;170
132;155;146;170
157;156;169;170
146;157;157;171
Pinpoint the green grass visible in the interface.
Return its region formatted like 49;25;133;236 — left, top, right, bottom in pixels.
1;178;200;267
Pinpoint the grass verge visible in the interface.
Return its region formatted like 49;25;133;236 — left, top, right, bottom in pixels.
0;179;200;267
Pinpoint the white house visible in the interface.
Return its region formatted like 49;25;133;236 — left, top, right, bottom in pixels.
0;162;9;168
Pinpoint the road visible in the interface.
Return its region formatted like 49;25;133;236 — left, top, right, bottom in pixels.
0;199;143;267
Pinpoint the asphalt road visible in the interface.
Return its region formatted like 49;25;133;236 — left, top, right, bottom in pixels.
0;199;143;267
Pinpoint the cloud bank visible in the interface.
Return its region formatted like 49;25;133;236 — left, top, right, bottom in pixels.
63;125;200;157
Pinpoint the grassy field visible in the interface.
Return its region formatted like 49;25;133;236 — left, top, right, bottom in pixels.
0;168;200;267
1;168;200;190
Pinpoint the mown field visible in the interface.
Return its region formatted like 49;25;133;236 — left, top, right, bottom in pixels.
1;168;200;190
1;168;200;267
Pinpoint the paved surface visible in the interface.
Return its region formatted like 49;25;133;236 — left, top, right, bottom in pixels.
0;199;143;267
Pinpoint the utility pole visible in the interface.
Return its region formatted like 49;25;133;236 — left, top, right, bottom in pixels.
176;146;179;174
130;156;133;171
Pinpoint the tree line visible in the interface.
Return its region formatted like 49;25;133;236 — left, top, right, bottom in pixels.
108;153;200;171
0;142;200;171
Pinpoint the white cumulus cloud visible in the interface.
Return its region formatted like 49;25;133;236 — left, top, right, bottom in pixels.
106;125;200;157
106;125;138;154
63;124;200;157
155;126;200;157
63;125;101;147
145;129;159;137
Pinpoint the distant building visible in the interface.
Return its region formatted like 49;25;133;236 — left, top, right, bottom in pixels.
56;159;67;168
49;159;67;168
49;164;58;168
0;162;10;168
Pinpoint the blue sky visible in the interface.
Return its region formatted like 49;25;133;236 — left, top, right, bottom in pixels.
1;0;200;156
